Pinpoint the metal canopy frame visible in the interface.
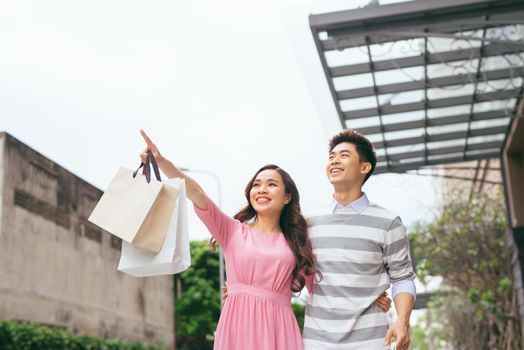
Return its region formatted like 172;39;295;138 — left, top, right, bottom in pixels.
310;0;524;174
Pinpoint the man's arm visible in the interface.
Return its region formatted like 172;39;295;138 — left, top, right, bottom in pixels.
394;292;414;324
385;292;414;349
383;217;416;350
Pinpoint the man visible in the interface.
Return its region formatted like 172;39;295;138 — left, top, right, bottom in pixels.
302;129;416;350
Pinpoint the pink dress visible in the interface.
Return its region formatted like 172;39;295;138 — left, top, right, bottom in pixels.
194;199;304;350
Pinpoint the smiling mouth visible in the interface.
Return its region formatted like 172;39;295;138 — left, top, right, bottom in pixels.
330;168;343;175
255;197;271;203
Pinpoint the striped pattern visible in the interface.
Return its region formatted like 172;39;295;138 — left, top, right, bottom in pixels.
303;204;415;349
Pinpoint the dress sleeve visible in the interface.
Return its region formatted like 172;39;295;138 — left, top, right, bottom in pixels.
193;199;240;250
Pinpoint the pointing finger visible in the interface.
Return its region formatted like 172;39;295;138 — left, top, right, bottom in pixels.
140;129;153;147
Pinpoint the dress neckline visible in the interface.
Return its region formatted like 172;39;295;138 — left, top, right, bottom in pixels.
246;224;282;235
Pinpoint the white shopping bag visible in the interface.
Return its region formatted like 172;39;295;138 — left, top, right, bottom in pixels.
117;178;191;277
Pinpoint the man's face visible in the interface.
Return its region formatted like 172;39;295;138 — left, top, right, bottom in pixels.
326;142;368;188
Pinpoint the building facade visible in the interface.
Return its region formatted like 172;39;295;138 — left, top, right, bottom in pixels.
0;132;174;347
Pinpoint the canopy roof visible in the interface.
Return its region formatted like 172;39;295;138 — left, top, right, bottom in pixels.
309;0;524;174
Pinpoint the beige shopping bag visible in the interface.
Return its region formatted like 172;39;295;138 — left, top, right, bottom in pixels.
88;153;178;252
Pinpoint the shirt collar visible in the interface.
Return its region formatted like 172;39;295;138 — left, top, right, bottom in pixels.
331;192;370;214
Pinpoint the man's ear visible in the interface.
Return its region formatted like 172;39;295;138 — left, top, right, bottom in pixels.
360;162;372;176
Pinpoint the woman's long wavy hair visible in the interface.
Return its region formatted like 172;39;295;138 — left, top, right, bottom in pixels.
211;164;320;292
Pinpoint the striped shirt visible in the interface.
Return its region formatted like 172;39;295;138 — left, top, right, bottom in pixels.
303;194;416;350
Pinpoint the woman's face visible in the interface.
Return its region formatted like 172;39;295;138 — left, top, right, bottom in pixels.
249;169;291;218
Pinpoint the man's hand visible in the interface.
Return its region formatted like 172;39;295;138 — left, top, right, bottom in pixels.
375;292;392;312
386;292;414;350
221;282;228;305
384;320;409;350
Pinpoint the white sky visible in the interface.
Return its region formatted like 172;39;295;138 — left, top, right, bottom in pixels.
0;0;438;241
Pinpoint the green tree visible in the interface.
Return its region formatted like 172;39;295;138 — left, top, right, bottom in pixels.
410;189;522;349
292;302;306;331
174;240;221;350
411;324;430;350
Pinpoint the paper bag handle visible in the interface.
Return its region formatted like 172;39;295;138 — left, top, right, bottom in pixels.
132;152;162;183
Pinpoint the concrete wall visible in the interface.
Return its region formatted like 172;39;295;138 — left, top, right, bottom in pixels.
503;94;524;345
504;101;524;228
0;135;4;239
0;132;174;347
434;159;502;208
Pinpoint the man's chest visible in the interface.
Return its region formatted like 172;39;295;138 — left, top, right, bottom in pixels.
308;216;386;265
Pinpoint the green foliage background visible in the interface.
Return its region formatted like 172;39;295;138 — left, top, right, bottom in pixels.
409;189;522;349
174;241;221;350
0;320;165;350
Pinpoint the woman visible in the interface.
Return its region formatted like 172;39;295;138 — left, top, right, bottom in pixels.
139;130;390;350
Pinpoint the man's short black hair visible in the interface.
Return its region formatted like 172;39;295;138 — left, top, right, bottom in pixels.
329;129;377;184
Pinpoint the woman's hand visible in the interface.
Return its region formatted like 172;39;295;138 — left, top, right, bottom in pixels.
375;292;392;312
140;129;164;164
138;129;209;209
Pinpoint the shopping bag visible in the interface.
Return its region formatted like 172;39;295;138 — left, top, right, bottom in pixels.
117;177;191;277
88;153;177;252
